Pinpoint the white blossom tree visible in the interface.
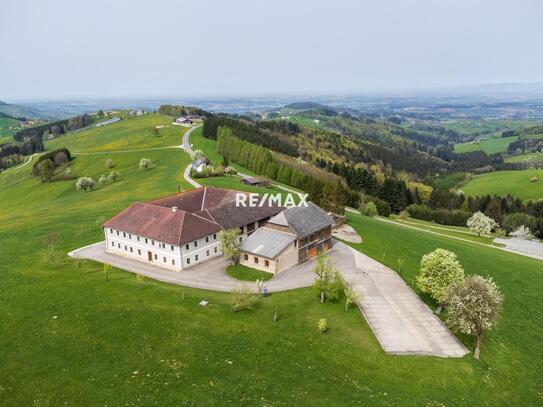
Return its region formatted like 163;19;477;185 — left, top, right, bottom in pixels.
139;158;152;170
510;225;533;240
417;249;465;314
467;211;498;237
75;177;95;192
444;275;503;360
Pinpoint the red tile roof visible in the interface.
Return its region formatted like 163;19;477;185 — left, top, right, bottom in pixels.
102;187;283;246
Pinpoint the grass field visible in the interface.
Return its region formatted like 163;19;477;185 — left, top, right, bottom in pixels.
454;135;518;154
505;151;543;166
226;264;274;281
1;113;542;405
46;113;186;153
442;119;538;136
461;169;543;201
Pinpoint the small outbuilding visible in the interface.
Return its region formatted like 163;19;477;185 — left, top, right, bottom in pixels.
241;177;271;187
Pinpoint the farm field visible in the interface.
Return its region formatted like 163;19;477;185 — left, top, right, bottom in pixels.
461;169;543;201
0;113;542;405
442;119;538;136
454;135;518;154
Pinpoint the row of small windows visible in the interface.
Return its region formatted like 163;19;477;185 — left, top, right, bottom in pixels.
186;246;218;265
110;241;176;265
110;229;174;251
244;254;270;267
184;233;218;250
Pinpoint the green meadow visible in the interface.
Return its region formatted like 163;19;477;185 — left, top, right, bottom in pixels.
0;114;541;405
454;135;518;154
461;169;543;201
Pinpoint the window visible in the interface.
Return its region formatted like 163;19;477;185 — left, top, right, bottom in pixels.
151;240;155;246
294;240;297;248
254;256;259;264
137;236;140;242
111;241;115;247
205;236;209;243
213;233;217;240
130;247;133;253
206;250;210;256
239;227;244;234
187;258;191;265
185;244;189;250
170;245;174;251
145;238;148;244
124;245;127;251
162;243;165;249
194;241;198;248
129;234;132;239
244;254;249;261
118;243;121;248
265;260;269;267
214;247;218;253
123;232;126;238
110;228;113;234
154;254;157;260
195;254;199;261
163;256;166;263
116;230;119;236
172;259;175;265
137;249;141;255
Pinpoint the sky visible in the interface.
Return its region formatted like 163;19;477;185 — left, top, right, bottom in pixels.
1;0;542;100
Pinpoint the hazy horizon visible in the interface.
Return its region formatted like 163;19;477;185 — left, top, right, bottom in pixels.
2;0;543;100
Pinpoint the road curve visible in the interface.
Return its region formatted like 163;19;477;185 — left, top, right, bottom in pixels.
182;125;202;188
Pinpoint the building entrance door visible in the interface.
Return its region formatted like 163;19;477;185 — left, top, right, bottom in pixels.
148;251;153;262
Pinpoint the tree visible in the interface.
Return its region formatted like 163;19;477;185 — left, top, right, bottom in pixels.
417;249;465;314
105;158;114;169
192;149;204;160
467;211;498;237
139;158;152;170
444;275;503;360
359;201;378;217
312;252;343;303
40;159;55;182
75;177;95;192
510;225;533;240
107;171;120;183
103;263;111;282
219;229;241;265
136;273;145;290
344;283;359;311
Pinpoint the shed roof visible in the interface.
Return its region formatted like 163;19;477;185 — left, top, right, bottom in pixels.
268;202;334;238
240;227;296;259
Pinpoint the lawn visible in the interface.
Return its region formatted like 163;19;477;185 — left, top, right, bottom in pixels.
454;135;518;154
461;169;543;201
226;264;274;281
0;113;542;405
46;113;186;153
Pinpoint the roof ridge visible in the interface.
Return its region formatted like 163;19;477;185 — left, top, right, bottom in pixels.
201;187;208;211
191;211;220;225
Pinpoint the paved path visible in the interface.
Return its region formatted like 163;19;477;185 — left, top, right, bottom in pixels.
69;240;468;357
182;125;203;188
494;237;543;260
342;245;468;357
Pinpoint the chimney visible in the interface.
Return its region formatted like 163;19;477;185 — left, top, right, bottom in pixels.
172;206;178;213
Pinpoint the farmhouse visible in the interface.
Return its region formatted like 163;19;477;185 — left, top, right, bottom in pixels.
240;202;334;273
191;157;209;173
102;187;282;271
175;117;193;126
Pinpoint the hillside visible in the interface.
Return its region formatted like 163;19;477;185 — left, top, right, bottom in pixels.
0;101;49;120
461;169;543;201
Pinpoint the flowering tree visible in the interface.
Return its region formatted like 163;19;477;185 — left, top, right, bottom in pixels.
444;275;503;360
417;249;465;314
467;211;498;237
219;229;241;265
139;158;152;170
75;177;95;192
313;252;343;303
510;225;533;240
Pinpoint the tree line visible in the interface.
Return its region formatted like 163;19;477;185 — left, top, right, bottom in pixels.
13;114;94;143
157;104;209;117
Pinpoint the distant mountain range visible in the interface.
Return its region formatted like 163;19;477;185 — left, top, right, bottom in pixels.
0;101;50;120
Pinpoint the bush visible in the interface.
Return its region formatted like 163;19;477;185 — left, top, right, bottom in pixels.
230;286;258;312
75;177;95;192
318;318;328;333
367;196;391;217
105;159;114;168
359;201;378;217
